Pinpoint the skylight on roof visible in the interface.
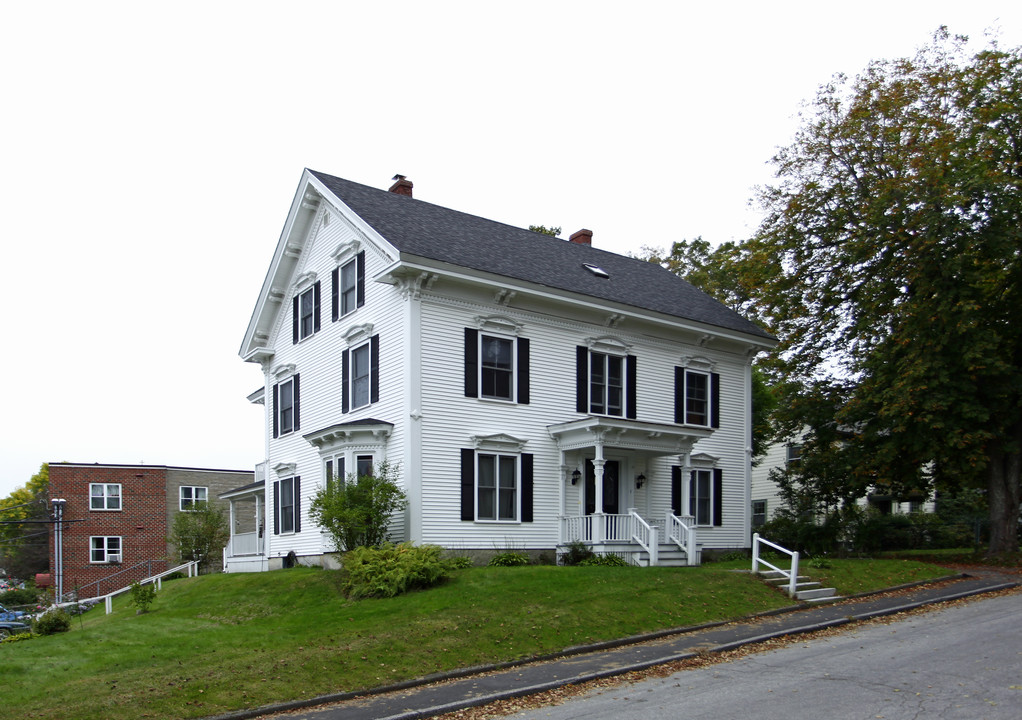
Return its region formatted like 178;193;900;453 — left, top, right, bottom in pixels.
582;262;610;278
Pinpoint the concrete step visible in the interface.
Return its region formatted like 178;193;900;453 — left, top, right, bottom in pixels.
797;586;838;600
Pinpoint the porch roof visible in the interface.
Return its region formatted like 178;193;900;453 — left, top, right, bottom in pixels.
547;416;712;456
219;481;265;500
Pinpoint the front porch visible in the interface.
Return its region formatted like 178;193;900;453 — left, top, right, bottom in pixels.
549;415;714;567
559;509;700;566
220;480;268;573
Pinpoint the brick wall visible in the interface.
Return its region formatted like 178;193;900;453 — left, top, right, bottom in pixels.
48;464;255;599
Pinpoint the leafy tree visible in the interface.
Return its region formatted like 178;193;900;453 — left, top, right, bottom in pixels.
0;464;51;579
745;28;1022;555
309;462;407;553
169;502;229;573
529;224;561;237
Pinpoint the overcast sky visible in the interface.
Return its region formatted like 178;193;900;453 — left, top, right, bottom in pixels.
2;1;1020;498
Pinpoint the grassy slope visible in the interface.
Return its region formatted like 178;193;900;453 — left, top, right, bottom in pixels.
4;560;949;720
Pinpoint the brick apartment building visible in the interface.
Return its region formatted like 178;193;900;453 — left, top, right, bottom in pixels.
48;463;254;598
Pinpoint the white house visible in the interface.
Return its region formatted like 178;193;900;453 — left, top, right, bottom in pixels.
226;170;776;571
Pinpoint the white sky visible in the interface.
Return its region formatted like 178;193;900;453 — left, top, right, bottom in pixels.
2;1;1020;498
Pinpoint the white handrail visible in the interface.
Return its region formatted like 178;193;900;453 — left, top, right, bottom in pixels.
97;560;200;614
628;509;658;566
666;513;698;565
751;533;800;598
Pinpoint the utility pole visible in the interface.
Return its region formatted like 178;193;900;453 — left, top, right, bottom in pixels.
51;499;66;601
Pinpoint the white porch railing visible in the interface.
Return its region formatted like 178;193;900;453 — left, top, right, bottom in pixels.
227;531;263;557
751;532;800;597
629;510;658;566
559;511;661;565
666;513;699;566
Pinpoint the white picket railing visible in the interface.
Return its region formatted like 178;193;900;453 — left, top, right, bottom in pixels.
666;513;699;566
751;533;800;597
227;531;263;557
629;510;658;566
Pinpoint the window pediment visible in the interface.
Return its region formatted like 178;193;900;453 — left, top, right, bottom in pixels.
272;462;297;477
474;315;523;336
471;433;527;454
331;238;362;265
272;363;296;381
343;323;375;345
689;452;719;468
294;271;318;293
585;335;631;355
679;355;716;372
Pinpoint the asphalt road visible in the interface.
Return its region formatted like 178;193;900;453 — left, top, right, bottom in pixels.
507;592;1022;720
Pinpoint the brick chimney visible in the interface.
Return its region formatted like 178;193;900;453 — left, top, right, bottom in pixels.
569;228;593;245
388;174;413;197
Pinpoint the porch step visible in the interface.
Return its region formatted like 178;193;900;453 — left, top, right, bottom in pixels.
756;571;841;602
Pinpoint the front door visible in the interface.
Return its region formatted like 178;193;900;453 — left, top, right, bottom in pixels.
584;460;620;515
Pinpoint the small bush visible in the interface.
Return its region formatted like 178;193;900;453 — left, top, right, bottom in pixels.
488;551;530;567
445;556;473;570
578;553;628;567
341;543;448;599
0;631;36;644
33;609;71;635
128;582;157;614
559;541;595;566
0;588;39;606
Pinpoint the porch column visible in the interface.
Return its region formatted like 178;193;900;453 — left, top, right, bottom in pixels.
681;451;692;517
593;439;606;543
256;494;264;554
228;499;236;557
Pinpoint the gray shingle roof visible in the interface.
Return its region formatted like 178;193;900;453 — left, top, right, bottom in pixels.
309;170;773;341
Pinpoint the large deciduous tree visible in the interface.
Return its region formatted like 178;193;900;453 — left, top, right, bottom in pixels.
747;29;1022;554
0;464;51;579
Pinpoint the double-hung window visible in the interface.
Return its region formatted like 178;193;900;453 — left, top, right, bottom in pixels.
292;282;321;343
590;352;623;416
90;536;121;563
673;367;720;427
460;448;533;523
332;251;366;320
671;466;723;527
464;328;529;404
477;454;518;522
90;483;121;511
274;374;300;437
575;346;636;418
273;476;300;535
179;486;208;510
342;335;379;412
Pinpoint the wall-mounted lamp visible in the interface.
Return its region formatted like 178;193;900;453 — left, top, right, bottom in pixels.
635;473;646;489
571;468;581;485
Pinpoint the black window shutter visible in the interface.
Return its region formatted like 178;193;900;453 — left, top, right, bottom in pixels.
341;349;350;414
464;328;478;398
272;481;280;535
713;468;723;526
576;346;588;413
272;383;279;438
356;251;366;308
292;296;299;344
292;374;300;432
294;477;301;533
674;367;685;424
331;267;339;321
517;338;530;405
313;282;321;333
671;466;682;516
370;334;380;404
521;453;534;522
460;448;475;521
711;373;721;428
626;355;637;419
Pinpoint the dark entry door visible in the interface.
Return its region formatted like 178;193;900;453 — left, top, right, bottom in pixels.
584;460;620;515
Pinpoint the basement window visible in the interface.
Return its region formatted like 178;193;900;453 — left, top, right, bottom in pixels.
582;263;609;278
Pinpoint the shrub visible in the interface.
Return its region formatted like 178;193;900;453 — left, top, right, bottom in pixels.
33;609;71;635
0;631;35;644
128;581;157;614
488;551;530;567
559;540;595;566
445;556;473;570
0;588;39;606
169;502;230;573
578;553;628;567
341;543;448;599
310;462;408;553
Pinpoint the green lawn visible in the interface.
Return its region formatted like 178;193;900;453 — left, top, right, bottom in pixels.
2;559;951;720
